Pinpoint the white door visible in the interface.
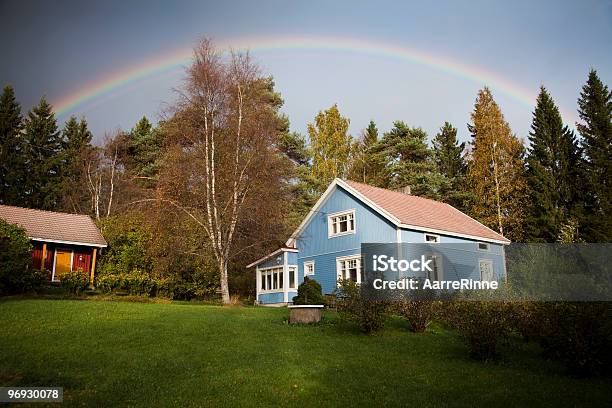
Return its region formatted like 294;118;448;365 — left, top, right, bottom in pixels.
479;260;494;282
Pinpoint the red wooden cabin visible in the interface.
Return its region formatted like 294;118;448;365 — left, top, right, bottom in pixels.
0;205;107;284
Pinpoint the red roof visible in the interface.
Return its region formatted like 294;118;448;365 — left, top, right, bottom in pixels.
343;180;509;243
0;205;107;247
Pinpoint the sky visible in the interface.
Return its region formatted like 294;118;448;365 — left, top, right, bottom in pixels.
1;0;611;145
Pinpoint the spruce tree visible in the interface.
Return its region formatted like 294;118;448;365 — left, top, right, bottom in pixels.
576;70;612;241
21;97;63;210
123;116;164;188
466;88;527;241
432;122;470;210
0;86;24;205
348;120;387;186
59;116;94;211
525;87;581;242
433;122;465;179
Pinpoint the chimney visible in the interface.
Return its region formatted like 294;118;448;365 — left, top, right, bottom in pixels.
395;185;411;195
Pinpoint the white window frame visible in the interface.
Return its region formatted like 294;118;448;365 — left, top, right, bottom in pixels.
336;254;363;284
424;233;440;243
304;261;315;277
477;242;490;251
259;266;284;293
328;209;356;238
288;266;297;290
479;259;494;282
426;254;443;281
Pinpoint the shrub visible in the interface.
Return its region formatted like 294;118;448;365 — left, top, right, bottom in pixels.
442;300;514;361
95;271;217;300
394;299;439;333
515;302;612;377
0;219;47;295
60;269;89;295
292;277;326;305
335;279;388;334
96;214;153;277
391;287;440;333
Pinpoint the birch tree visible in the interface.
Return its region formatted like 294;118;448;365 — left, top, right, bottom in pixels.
155;39;290;304
307;104;353;193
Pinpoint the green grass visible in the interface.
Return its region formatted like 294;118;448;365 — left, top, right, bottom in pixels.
0;299;610;407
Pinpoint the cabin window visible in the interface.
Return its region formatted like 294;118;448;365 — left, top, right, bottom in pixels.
424;233;440;243
337;255;363;284
304;261;315;276
478;242;490;251
479;260;494;282
261;267;283;291
328;210;356;237
288;267;297;289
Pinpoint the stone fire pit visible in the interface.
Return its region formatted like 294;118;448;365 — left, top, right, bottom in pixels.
288;305;325;324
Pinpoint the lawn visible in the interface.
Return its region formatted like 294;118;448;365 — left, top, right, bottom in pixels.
0;299;610;407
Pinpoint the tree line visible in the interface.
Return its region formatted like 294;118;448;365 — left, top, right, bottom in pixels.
300;72;610;243
0;39;610;302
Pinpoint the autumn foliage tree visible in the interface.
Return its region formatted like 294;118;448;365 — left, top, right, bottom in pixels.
466;88;527;241
308;104;353;194
155;39;290;304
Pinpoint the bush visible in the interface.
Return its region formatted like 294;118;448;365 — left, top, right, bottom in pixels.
60;269;89;295
95;270;217;300
442;300;514;361
514;302;612;377
394;300;439;333
292;277;326;305
0;219;47;295
335;279;388;334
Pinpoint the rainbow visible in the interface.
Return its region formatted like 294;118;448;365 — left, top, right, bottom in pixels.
51;35;564;121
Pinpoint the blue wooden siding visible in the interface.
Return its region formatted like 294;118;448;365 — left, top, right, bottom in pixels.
259;292;284;304
399;229;506;281
287;251;298;265
296;185;397;294
258;254;284;269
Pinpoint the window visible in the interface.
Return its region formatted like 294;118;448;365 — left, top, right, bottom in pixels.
426;255;442;281
337;255;363;284
478;242;490;251
304;261;315;276
328;210;356;237
424;233;440;243
260;267;283;291
288;267;297;289
479;260;494;282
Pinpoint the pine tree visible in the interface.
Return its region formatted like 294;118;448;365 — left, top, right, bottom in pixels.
432;122;471;210
576;70;612;241
525;87;581;242
374;121;448;198
123;116;164;188
21;97;63;210
0;86;24;205
307;104;352;193
466;88;527;241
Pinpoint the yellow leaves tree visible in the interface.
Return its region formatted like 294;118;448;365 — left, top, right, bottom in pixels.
467;88;527;241
307;104;353;193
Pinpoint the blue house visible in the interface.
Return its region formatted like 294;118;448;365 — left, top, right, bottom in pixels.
248;179;510;305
